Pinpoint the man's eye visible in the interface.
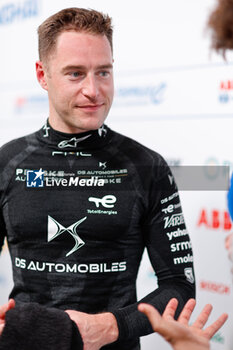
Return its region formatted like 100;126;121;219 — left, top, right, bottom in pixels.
99;71;109;77
70;72;81;78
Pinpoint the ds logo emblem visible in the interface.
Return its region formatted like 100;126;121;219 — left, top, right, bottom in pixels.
48;216;87;257
88;195;116;208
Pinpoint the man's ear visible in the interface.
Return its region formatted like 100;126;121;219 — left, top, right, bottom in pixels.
36;60;48;91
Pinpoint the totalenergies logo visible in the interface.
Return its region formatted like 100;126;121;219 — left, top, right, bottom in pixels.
0;0;39;26
197;209;232;231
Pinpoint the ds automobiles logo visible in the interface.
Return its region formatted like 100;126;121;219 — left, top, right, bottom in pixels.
48;216;87;257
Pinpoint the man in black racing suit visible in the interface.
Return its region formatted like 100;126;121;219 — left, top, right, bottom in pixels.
0;7;195;350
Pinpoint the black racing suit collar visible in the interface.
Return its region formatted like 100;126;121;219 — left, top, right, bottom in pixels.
36;120;112;150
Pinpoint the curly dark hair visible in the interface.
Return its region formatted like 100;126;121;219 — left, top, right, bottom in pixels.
38;8;113;62
208;0;233;56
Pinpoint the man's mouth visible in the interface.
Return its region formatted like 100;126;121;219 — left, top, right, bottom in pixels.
76;103;104;111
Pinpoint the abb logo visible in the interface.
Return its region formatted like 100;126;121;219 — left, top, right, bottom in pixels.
200;280;230;295
197;209;232;230
220;80;233;91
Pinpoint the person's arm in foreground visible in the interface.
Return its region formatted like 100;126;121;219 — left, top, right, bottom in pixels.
138;298;228;350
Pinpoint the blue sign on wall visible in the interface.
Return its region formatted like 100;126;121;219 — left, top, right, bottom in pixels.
0;0;39;25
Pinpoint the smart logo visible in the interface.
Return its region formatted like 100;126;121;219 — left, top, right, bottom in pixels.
0;0;39;25
26;169;44;188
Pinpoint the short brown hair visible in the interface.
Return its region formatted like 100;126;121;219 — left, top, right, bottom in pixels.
37;7;113;62
208;0;233;56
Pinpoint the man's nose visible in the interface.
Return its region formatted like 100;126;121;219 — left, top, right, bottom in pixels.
81;74;99;100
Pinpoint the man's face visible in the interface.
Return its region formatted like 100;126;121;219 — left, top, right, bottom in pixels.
36;31;114;133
